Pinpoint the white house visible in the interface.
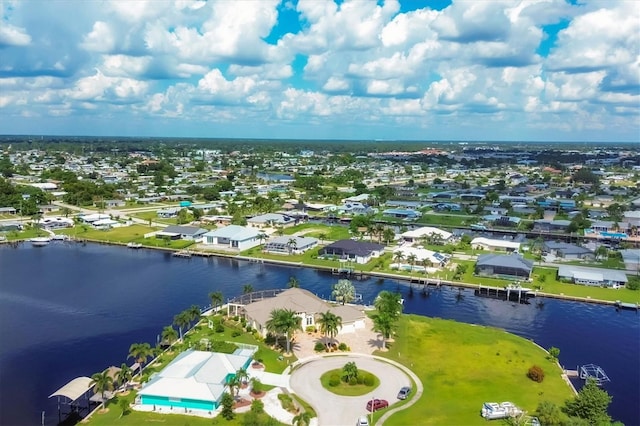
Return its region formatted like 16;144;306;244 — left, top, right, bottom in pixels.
137;349;254;412
247;213;296;228
557;265;628;288
401;226;453;243
392;246;450;268
471;237;521;252
263;236;318;255
202;225;261;251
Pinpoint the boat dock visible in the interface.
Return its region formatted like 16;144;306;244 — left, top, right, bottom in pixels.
172;250;192;258
615;301;639;311
564;364;610;385
475;284;534;303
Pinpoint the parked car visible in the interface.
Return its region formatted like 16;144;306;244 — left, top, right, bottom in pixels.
397;386;412;400
356;416;370;426
366;399;389;412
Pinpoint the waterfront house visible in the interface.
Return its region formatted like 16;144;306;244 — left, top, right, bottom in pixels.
557;265;627;287
242;288;366;337
475;254;533;279
247;213;296;228
202;225;261;251
471;237;521;253
319;240;385;264
263;236;318;255
156;225;207;241
542;242;595;260
137;349;253;412
533;219;571;233
401;226;453;243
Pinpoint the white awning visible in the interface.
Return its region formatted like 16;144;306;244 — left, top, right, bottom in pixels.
49;377;93;401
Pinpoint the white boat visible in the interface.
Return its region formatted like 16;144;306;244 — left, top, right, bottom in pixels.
52;234;69;241
30;237;51;247
127;242;142;249
481;402;523;420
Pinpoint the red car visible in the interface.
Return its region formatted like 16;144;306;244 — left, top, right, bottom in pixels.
366;399;389;412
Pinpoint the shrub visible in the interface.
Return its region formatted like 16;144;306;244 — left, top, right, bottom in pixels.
215;324;225;333
329;374;341;387
356;375;364;385
527;365;545;382
231;330;242;337
548;347;560;360
233;315;240;321
348;377;357;386
363;374;374;387
246;325;253;332
338;343;348;351
627;277;640;291
314;342;326;352
306;326;317;333
278;393;295;412
250;399;264;414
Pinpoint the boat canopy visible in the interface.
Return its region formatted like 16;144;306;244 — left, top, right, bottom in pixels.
49;377;93;401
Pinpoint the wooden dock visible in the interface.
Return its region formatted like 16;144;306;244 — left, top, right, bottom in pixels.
475;284;534;303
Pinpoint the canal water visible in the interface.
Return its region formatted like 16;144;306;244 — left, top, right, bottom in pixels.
0;243;638;425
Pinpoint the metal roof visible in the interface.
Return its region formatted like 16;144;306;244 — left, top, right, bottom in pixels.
49;377;93;401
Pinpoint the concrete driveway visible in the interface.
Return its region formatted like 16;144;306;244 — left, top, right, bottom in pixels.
289;355;412;426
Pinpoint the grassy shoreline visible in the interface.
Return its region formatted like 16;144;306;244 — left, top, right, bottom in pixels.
376;314;574;425
4;224;638;305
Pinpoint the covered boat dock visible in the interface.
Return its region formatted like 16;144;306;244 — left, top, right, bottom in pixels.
49;377;94;423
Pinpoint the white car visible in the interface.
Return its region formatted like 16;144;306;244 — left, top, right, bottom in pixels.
356;416;370;426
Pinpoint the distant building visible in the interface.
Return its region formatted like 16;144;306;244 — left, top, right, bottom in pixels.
557;265;627;287
247;213;296;228
319;240;385;264
471;237;521;253
202;225;261;251
475;254;533;279
542;242;595;260
263;236;318;255
156;225;207;241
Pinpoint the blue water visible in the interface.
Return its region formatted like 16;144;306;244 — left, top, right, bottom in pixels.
0;243;638;425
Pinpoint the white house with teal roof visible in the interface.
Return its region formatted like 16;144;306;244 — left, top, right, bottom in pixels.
137;349;253;411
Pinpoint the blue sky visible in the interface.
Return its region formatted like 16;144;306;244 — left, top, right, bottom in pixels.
0;0;638;142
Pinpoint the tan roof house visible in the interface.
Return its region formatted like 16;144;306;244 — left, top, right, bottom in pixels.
242;288;366;336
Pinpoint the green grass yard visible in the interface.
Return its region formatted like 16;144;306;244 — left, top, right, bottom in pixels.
378;315;573;425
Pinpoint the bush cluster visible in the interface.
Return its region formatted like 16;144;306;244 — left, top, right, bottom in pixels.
527;365;545;382
328;374;341;387
314;342;326;352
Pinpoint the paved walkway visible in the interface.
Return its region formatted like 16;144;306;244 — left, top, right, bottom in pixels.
289;354;423;426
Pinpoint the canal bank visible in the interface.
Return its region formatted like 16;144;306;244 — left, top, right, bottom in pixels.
1;242;638;425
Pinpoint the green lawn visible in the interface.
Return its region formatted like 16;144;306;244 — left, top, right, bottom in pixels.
320;369;380;396
2;227;48;241
61;225;195;249
281;223;351;241
132;210;178;225
378;315;573;425
416;214;471;227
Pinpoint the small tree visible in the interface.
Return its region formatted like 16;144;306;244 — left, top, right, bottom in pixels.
564;378;612;424
220;392;235;420
118;398;129;418
548;347;560;361
250;399;264;414
331;279;355;305
535;401;565;426
292;411;313;426
341;361;359;383
527;365;545;382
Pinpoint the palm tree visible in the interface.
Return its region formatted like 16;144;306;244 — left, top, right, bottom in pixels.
243;284;254;294
90;369;114;410
279;309;302;354
161;325;178;347
287;237;298;254
374;291;403;320
393;250;405;266
292;411;313;426
288;276;300;288
209;291;223;313
116;363;133;390
173;311;190;341
318;233;327;244
128;342;151;375
235;368;249;387
226;374;241;399
316;310;342;349
407;253;417;273
187;305;201;328
257;232;267;247
265;309;283;348
372;311;394;350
